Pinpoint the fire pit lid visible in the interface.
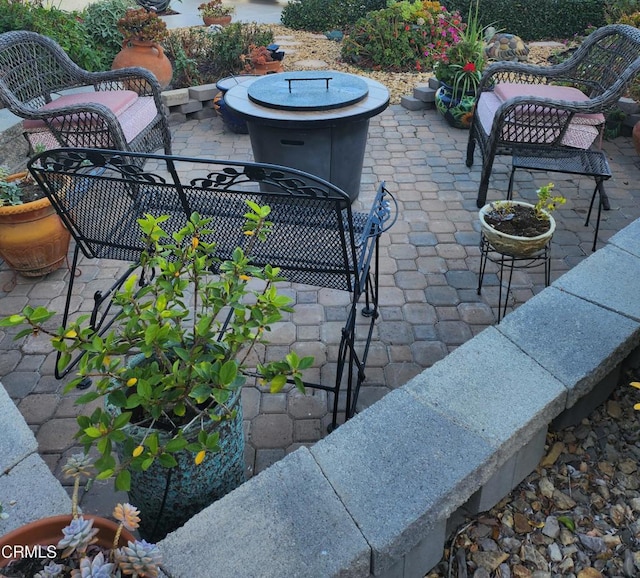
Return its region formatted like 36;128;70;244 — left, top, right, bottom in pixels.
247;71;369;111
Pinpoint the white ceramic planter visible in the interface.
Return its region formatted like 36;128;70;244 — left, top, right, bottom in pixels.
479;200;555;257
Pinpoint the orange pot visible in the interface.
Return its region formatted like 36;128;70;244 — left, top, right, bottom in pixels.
111;40;173;89
203;14;232;26
0;172;71;277
253;60;284;75
0;514;135;569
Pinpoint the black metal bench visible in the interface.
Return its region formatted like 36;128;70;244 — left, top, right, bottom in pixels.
28;148;397;430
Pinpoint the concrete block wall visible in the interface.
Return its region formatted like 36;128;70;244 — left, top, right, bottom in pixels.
161;84;219;124
159;217;640;577
0;383;71;535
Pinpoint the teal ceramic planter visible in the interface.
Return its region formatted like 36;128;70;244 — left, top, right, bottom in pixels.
107;364;245;541
434;83;476;129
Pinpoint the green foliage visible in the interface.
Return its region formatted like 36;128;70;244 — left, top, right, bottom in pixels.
342;1;463;72
605;0;640;22
166;23;274;88
81;0;137;65
1;207;312;491
0;166;22;207
444;0;606;40
0;0;105;70
534;183;566;220
281;0;386;32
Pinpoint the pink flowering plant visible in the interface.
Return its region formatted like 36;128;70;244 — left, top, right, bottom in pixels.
432;0;488;95
341;1;463;72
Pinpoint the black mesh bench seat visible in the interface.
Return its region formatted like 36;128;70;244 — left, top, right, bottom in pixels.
28;148;397;430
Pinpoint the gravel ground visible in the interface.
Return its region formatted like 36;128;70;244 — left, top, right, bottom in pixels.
424;365;640;578
274;26;564;104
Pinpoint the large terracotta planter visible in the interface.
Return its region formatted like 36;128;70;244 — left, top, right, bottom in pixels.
252;60;284;75
632;120;640;157
0;172;70;277
0;515;134;569
479;200;555;257
203;14;232;26
111;40;173;89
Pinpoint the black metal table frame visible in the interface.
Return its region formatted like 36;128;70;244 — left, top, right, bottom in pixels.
507;147;612;252
477;234;551;323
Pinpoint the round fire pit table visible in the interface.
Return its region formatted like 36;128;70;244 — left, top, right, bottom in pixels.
224;70;390;202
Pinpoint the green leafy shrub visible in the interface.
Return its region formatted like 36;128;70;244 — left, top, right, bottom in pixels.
342;1;463;72
444;0;606;40
165;23;274;88
0;0;105;70
81;0;137;65
281;0;386;32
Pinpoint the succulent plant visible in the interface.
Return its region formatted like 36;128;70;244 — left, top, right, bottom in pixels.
112;503;140;532
70;552;116;578
34;562;64;577
62;454;94;480
115;540;162;578
58;516;99;557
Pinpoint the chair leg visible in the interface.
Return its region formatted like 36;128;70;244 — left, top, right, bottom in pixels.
476;153;496;208
585;178;607;252
466;135;476;168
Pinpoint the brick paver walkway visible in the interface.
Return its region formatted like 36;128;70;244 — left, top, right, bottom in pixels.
1;104;639;513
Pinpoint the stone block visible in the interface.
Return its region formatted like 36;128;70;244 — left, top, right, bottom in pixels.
428;76;440;90
402;519;447;577
497;287;640;408
160;88;190;107
167;111;187;125
311;389;494;575
189;84;218;101
176;99;204;114
159;447;371;577
400;96;426;111
609;218;640;257
617;96;640;115
0;382;38;474
413;85;436;103
554;245;640;322
404;326;566;465
0;453;71;533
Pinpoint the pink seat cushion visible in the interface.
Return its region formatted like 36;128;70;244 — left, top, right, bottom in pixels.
23;90;139;130
493;83;605;126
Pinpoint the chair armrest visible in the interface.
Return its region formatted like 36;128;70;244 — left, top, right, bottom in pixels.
356;182;398;246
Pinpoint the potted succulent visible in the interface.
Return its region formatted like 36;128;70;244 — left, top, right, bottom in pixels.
0;164;70;277
0;455;160;577
198;0;234;26
433;0;487;128
1;207;312;540
111;7;173;89
479;183;566;257
242;43;285;74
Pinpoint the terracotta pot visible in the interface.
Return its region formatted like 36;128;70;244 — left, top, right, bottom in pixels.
479;200;555;258
632;120;640;157
252;60;284;75
0;172;71;277
203;14;232;26
111;40;173;89
0;514;135;569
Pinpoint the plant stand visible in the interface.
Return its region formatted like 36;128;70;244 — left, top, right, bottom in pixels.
477;233;551;323
507;148;611;252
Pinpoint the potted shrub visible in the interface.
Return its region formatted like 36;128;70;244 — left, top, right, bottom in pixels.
479;183;567;257
1;207;312;540
198;0;234;26
111;7;173;89
0;455;158;577
0;165;70;277
433;0;487;128
242;43;285;74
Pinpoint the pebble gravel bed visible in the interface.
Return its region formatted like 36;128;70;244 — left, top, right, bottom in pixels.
426;367;640;578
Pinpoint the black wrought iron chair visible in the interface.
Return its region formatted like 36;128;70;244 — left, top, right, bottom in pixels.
0;31;172;163
28;148;397;430
467;24;640;208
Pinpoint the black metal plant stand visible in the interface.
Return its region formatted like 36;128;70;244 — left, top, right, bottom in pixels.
477;234;551;323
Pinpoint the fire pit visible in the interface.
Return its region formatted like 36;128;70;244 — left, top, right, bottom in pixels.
224;70;390;202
